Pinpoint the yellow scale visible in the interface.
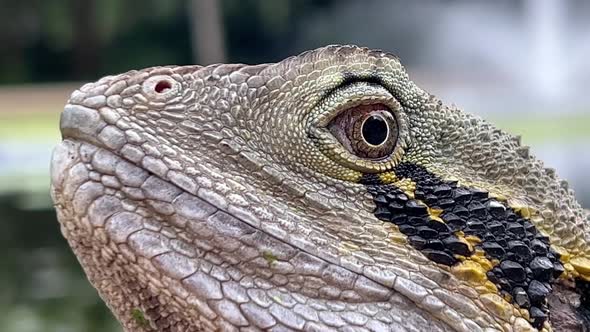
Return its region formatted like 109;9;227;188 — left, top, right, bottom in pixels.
374;171;555;330
380;169;590;282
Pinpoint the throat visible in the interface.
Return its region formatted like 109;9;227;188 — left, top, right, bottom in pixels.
361;162;565;329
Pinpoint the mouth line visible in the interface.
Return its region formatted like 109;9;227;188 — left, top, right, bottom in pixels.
53;105;518;329
51;137;415;304
51;138;530;330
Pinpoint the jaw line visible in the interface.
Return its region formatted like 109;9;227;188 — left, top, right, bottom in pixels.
50;138;407;304
52;103;490;330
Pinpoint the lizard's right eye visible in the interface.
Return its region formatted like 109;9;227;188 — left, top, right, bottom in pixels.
307;81;409;175
327;103;399;160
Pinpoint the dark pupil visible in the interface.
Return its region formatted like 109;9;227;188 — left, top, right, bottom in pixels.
362;115;388;145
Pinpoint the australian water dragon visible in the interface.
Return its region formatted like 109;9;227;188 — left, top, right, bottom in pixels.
50;45;590;331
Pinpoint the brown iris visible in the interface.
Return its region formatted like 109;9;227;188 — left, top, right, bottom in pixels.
327;104;399;159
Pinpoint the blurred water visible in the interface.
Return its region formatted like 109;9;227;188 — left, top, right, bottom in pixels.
296;0;590;116
0;142;54;175
534;142;590;207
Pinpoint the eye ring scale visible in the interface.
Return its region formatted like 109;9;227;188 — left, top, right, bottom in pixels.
307;80;409;174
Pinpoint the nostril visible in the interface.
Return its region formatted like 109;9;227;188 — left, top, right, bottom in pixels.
142;75;177;99
154;80;172;93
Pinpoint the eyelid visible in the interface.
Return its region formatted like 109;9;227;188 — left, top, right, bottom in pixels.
307;82;396;129
306;81;410;174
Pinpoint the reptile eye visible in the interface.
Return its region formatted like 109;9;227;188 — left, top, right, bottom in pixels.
307;81;409;178
327;104;399;160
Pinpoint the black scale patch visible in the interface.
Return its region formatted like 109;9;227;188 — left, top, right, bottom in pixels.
362;163;565;329
576;280;590;328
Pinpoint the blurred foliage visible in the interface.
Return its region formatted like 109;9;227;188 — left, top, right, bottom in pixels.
0;194;121;332
492;112;590;144
0;0;334;84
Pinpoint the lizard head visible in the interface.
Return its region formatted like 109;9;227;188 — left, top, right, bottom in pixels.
51;45;590;331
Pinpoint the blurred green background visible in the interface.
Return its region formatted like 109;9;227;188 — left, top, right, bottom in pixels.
0;0;588;331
